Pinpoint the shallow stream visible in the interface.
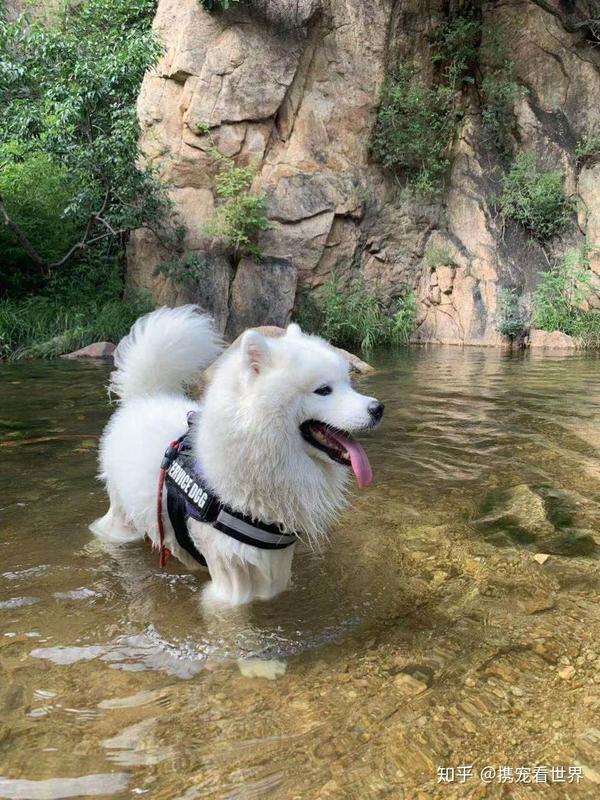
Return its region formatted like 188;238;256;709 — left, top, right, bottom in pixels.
1;348;599;799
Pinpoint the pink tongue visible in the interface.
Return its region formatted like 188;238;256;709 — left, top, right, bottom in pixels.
326;430;373;489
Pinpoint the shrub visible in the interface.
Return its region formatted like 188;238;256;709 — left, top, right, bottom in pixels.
576;135;600;160
533;248;600;347
479;24;524;151
371;65;459;194
499;152;573;240
0;150;81;296
426;245;455;269
495;287;525;338
295;274;417;352
431;15;480;89
156;253;210;291
205;162;270;259
392;290;418;344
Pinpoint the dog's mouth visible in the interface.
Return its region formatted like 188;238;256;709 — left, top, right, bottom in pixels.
300;420;373;488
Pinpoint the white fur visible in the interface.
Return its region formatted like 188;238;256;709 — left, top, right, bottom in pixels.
108;305;222;401
93;306;381;608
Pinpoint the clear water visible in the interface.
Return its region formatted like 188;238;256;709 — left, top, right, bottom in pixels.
1;349;599;799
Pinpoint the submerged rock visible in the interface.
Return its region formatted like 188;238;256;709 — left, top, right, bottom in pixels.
62;341;116;359
476;484;597;556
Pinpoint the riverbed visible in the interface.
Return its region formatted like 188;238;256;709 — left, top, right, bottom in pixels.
1;348;599;799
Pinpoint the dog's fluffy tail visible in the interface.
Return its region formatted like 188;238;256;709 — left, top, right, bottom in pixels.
109;305;222;401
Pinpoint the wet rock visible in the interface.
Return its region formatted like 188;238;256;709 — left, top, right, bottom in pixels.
558;665;576;680
393;673;428;696
528;329;577;349
522;596;556;615
237;658;287;680
62;341;116;359
476;484;598;556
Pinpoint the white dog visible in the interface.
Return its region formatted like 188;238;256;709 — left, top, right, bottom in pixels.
92;306;384;608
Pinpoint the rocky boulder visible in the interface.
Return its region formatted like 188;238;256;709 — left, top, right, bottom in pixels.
127;0;600;344
528;329;578;349
62;342;116;360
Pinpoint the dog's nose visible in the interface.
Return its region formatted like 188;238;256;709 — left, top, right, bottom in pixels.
368;401;384;422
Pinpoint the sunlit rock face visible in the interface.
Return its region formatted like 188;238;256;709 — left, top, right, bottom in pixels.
128;0;600;342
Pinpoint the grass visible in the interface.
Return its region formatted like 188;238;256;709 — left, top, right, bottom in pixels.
426;245;456;269
533;248;600;348
0;292;154;360
295;275;417;352
576;135;600;160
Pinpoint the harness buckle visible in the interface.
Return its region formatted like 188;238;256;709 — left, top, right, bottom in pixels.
160;442;182;470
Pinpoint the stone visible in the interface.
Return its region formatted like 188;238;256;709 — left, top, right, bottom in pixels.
225;256;297;339
62;342;116;360
533;553;550;565
522;596;555;615
436;266;455;295
558;665;576;681
237;658;287;681
393;673;428;696
529;329;577;349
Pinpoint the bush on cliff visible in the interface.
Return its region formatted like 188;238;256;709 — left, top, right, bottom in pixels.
495;287;526;339
205;161;270;260
370;64;458;195
499;152;573;240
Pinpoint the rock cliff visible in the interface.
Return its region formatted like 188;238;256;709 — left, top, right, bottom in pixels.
127;0;600;343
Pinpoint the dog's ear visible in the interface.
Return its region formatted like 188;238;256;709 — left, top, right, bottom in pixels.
286;323;302;337
240;330;271;375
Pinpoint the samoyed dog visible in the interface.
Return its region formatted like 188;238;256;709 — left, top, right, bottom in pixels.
92;306;384;608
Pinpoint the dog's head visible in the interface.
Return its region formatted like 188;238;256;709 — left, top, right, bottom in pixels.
200;324;383;503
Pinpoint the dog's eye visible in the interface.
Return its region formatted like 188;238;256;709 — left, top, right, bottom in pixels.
314;385;332;396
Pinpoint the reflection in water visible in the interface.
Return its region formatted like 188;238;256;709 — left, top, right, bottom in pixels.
0;773;129;798
1;350;599;798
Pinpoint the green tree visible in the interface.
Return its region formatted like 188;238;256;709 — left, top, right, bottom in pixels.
0;0;169;296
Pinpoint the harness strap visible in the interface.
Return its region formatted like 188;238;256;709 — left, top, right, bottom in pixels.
156;437;184;567
166;486;207;567
156;414;297;569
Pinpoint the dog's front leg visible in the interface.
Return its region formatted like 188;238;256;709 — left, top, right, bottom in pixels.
190;521;295;608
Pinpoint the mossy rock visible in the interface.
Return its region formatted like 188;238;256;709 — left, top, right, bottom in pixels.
475;484;597;556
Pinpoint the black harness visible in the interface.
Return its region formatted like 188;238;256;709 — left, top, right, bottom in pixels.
161;414;297;567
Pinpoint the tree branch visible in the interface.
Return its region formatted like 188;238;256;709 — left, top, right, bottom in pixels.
0;189;122;271
0;196;50;273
